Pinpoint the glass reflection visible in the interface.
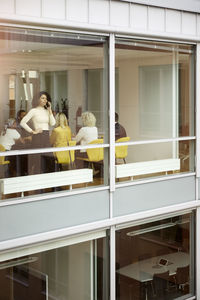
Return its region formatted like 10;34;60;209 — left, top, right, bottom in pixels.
115;140;194;183
0;27;108;199
115;39;194;141
0;236;109;300
116;213;193;300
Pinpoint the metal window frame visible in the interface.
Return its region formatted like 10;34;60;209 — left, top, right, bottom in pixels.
0;22;198;300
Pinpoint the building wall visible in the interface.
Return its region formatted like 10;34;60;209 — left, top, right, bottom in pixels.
0;0;200;41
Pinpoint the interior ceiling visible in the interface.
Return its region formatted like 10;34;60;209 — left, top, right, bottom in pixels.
0;39;187;74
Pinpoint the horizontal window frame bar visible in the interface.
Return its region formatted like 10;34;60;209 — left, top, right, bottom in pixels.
116;209;193;230
0;186;110;207
0;137;195;157
115;38;193;53
0;22;110;37
0;26;108;42
0;143;110;157
114;148;195;186
0;173;194;207
115;34;197;46
115;136;196;146
0;200;198;253
115;172;196;188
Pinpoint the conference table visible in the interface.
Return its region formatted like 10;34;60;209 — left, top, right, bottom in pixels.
117;251;189;300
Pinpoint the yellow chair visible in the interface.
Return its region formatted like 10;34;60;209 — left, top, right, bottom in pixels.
77;139;104;175
54;140;76;170
115;137;130;164
0;144;10;178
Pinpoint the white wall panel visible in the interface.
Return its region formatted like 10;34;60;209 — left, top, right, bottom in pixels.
130;4;147;30
0;0;14;14
89;0;109;25
182;12;196;35
67;0;88;23
165;9;181;33
0;0;199;42
110;1;129;27
148;7;165;32
42;0;65;19
16;0;41;17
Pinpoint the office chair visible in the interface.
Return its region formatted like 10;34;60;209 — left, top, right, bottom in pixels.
0;144;10;178
78;139;104;175
175;265;189;292
115;137;130;164
153;270;170;298
54;140;76;170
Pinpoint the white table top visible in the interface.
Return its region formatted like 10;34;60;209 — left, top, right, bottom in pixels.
117;251;189;283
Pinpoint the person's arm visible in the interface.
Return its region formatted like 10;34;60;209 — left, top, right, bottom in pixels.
49;113;56;126
20;109;42;134
75;127;84;144
67;127;72;141
47;102;56;127
50;129;56;146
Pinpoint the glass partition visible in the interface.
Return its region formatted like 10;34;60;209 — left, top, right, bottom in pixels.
0;27;109;199
0;233;109;300
116;213;194;300
115;140;194;183
115;39;194;141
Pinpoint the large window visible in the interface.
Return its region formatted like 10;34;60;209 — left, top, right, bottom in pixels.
115;39;195;182
0;27;109;199
0;232;109;300
116;212;194;300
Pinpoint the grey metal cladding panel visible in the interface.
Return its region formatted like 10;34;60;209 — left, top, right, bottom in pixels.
0;190;109;242
120;0;200;13
114;177;196;217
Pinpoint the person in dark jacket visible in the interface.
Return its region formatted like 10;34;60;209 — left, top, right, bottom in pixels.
115;112;127;140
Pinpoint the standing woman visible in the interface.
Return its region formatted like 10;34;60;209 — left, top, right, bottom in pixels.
20;91;56;174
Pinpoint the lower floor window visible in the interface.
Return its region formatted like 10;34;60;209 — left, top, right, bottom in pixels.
0;233;109;300
116;213;194;300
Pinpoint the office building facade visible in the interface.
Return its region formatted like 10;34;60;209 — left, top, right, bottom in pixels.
0;0;199;299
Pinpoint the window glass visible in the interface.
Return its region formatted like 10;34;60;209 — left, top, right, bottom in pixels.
116;213;194;300
115;140;194;183
115;40;194;141
0;235;109;300
0;27;108;198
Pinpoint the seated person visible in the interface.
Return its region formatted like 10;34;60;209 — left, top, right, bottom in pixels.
50;112;72;146
75;111;98;168
0;118;24;176
16;109;26;128
115;112;127;140
75;111;98;152
0;118;23;151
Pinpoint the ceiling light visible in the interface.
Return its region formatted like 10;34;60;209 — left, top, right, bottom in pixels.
0;257;38;270
127;222;175;237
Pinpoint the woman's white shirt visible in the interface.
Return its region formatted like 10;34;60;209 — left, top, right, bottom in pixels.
0;129;20;150
20;107;56;133
75;127;98;152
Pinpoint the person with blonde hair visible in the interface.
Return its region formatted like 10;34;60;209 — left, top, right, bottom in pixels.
50;113;72;147
75;111;98;152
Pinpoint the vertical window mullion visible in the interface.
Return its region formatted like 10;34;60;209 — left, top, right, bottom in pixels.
109;33;115;194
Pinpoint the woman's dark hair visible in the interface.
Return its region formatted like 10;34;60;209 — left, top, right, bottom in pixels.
16;109;26;121
32;91;52;108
